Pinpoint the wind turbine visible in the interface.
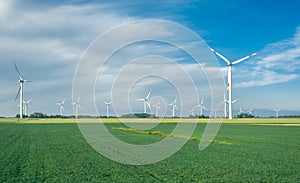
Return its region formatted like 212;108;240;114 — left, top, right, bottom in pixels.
237;107;245;115
247;108;253;115
104;101;112;118
56;99;65;116
274;108;280;118
23;99;31;116
153;100;160;118
189;106;196;116
195;98;207;116
209;47;258;119
14;62;33;119
138;90;151;114
212;108;219;118
168;98;178;117
71;97;80;118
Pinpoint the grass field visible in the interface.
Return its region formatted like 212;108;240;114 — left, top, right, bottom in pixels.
0;118;299;182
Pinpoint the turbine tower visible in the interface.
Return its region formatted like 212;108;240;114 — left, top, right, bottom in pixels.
209;47;258;119
195;98;207;116
71;97;80;118
138;90;151;114
104;101;112;118
168;98;178;117
14;62;32;119
56;99;65;116
23;99;31;116
153;100;160;118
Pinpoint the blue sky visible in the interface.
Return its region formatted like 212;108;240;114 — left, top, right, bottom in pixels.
0;0;299;117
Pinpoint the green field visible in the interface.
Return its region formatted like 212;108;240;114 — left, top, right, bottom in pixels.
0;118;299;182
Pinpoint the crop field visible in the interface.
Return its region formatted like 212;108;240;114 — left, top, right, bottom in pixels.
0;118;299;182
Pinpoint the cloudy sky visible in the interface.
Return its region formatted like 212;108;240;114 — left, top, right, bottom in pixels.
0;0;299;117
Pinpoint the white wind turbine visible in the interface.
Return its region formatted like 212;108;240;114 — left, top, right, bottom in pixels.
212;108;219;118
104;101;112;118
189;106;196;116
168;98;178;117
274;108;280;118
71;97;80;118
237;107;245;115
14;62;33;119
247;108;253;115
138;90;151;114
209;47;258;119
23;99;31;116
195;98;207;116
153;100;161;118
56;99;65;116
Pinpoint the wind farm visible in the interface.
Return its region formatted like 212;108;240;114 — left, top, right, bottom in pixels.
0;1;299;182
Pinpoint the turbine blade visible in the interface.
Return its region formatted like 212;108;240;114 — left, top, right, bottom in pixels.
201;98;204;105
146;90;151;100
15;86;21;101
232;99;239;103
24;80;34;82
146;102;152;111
77;96;81;103
174;105;178;110
209;47;231;65
13;62;23;80
232;52;259;65
203;106;207;111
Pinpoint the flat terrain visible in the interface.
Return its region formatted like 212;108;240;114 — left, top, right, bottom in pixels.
0;118;299;182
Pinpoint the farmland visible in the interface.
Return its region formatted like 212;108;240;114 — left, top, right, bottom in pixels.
0;118;299;182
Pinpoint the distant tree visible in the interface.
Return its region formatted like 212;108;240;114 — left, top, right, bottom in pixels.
29;112;48;118
120;113;155;118
197;115;209;118
236;113;254;118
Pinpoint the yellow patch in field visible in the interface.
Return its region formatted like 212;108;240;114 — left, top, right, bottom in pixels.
250;123;300;126
112;127;233;145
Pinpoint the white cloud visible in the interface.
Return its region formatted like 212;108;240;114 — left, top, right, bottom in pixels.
235;26;300;87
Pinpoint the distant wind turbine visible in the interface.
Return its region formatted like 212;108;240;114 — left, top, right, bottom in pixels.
212;108;219;118
23;99;31;116
153;100;161;117
71;97;80;118
189;106;196;116
138;90;151;114
168;98;178;117
274;108;280;118
195;98;207;116
247;108;253;115
237;107;245;115
14;62;33;119
56;99;65;116
104;101;112;118
209;47;258;119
